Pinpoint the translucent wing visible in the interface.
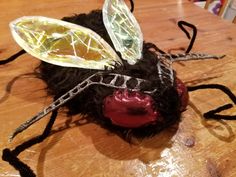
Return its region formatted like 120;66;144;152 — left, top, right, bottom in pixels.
103;0;143;65
10;16;122;70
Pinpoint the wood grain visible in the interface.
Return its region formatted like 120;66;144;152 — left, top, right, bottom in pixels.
1;0;236;176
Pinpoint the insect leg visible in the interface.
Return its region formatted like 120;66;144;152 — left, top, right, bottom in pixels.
178;21;197;53
159;53;225;62
188;84;236;120
0;50;26;65
2;109;58;177
9;73;98;140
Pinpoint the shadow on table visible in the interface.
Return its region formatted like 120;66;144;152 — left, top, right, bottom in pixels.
189;101;235;142
34;114;178;177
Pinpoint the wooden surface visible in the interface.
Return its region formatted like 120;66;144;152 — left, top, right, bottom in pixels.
1;0;236;176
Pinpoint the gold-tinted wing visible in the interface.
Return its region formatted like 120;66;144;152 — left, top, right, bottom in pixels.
103;0;143;65
10;16;122;70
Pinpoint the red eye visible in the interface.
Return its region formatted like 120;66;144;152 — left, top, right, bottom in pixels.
176;78;189;111
103;79;189;128
103;90;159;128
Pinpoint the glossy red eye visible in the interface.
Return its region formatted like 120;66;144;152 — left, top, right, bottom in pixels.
103;79;189;128
103;90;159;128
176;78;189;111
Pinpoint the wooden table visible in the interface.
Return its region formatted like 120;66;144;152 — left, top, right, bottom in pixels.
1;0;236;176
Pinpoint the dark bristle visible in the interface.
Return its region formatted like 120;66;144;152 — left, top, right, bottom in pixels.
37;10;181;140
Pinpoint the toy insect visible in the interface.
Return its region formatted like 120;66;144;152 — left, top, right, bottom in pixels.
1;0;236;176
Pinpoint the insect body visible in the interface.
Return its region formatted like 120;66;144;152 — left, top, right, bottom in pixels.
8;0;222;140
1;0;228;176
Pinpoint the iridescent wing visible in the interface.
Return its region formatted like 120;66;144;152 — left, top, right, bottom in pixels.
103;0;143;65
10;16;122;70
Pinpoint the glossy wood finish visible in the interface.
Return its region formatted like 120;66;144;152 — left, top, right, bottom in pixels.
1;0;236;176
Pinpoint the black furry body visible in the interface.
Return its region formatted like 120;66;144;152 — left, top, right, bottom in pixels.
3;6;236;177
37;10;181;139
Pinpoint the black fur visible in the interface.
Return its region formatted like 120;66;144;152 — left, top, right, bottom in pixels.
36;10;181;140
